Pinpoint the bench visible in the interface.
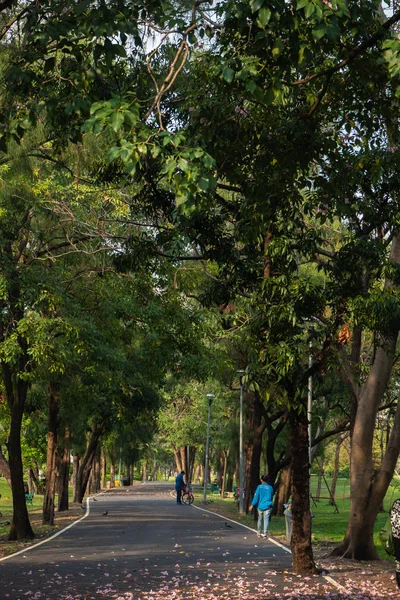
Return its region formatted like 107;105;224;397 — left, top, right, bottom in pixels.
210;483;220;494
25;492;34;505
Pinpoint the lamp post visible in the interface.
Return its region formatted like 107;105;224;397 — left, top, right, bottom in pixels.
237;370;245;515
203;393;215;503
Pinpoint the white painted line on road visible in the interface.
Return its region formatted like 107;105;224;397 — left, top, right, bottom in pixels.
0;498;92;563
191;503;348;595
191;503;290;553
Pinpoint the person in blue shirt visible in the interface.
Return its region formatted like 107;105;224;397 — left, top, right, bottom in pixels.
175;471;186;504
249;473;274;538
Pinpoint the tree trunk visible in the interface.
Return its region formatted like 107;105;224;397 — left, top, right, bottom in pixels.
332;232;400;559
72;454;80;503
57;426;71;512
109;461;115;488
290;401;318;574
76;424;104;503
221;450;229;498
0;445;11;487
245;390;266;512
4;367;34;541
43;384;60;525
315;456;324;502
274;463;292;516
142;461;147;482
101;449;106;489
329;434;342;505
94;447;101;492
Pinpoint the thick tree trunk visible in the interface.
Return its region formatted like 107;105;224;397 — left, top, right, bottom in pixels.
332;232;400;560
5;372;34;540
174;446;196;481
43;384;60;525
76;425;104;503
244;390;266;512
274;463;292;516
290;401;318;574
57;427;71;512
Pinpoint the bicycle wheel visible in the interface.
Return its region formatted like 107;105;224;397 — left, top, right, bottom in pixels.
182;493;194;505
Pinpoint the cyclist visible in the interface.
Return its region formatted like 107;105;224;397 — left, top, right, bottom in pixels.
175;470;186;504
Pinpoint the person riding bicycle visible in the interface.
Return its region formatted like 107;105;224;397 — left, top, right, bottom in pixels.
175;470;186;504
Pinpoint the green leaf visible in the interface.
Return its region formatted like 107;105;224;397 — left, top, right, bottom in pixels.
151;145;162;158
312;23;326;41
304;2;315;17
178;157;189;171
107;146;122;162
198;177;209;191
110;111;124;133
250;0;264;12
257;7;271;28
222;66;234;83
245;80;257;93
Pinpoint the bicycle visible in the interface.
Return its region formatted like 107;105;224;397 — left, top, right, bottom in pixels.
181;483;194;505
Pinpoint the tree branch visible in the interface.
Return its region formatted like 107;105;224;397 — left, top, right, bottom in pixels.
293;10;400;87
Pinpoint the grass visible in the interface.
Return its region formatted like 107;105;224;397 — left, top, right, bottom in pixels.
0;478;83;557
195;476;400;562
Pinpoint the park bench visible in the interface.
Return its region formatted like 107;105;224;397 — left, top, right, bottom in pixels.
25;492;34;505
210;483;220;494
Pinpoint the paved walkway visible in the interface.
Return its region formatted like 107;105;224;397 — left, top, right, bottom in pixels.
0;483;397;599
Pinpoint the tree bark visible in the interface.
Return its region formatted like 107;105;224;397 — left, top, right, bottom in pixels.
274;462;292;516
332;231;400;559
4;364;34;540
290;401;318;574
109;461;115;488
329;434;342;505
244;390;266;512
72;454;80;503
43;384;60;525
57;426;71;512
221;449;229;498
315;456;324;501
101;448;106;489
76;424;104;503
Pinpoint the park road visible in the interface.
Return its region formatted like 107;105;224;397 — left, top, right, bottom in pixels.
1;482;347;599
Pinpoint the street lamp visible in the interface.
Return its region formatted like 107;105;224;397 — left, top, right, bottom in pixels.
203;393;215;503
237;370;245;515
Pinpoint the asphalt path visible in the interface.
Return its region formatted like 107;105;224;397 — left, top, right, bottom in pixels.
0;483;345;600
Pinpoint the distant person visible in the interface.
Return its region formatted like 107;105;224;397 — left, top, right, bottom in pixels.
175;470;186;505
249;474;274;538
283;501;292;542
390;498;400;589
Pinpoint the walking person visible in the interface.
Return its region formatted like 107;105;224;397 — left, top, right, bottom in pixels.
249;474;274;538
390;498;400;589
175;470;186;505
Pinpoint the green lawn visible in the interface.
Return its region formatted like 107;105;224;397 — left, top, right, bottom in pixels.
198;476;399;561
